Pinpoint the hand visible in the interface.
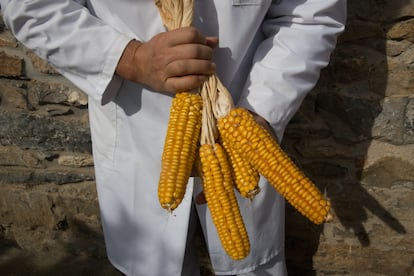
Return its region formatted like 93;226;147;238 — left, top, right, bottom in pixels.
250;110;278;141
116;27;218;94
195;191;207;205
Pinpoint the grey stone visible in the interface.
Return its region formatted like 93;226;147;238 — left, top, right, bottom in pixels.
0;167;95;185
316;92;383;141
27;80;88;107
361;157;414;189
371;97;407;145
0;110;91;152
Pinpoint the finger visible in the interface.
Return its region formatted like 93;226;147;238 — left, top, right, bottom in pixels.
165;75;208;92
171;43;214;61
206;36;219;49
165;26;207;47
166;59;216;78
195;192;207;205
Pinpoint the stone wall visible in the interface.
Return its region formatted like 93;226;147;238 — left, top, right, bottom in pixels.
1;1;413;275
284;1;414;275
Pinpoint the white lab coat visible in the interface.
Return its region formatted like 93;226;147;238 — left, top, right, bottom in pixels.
1;0;346;275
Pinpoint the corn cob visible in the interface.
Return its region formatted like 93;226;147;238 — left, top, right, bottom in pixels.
217;108;331;224
221;139;260;199
199;143;250;260
158;92;203;211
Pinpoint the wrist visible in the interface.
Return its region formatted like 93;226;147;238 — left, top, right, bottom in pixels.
115;39;143;82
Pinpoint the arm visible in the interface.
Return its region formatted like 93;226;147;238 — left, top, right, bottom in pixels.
1;0;217;104
1;0;132;104
237;0;347;141
116;30;217;95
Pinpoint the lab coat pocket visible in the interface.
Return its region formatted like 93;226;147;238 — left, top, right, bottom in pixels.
88;99;118;167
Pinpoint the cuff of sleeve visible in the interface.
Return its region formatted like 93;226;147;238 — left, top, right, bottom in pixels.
101;74;124;105
236;97;290;143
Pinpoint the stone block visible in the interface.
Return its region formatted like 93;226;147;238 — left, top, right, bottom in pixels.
404;98;414;143
58;153;94;168
329;44;387;84
372;97;407;145
385;40;412;57
302;161;348;180
0;167;95;185
0;79;27;109
0;51;23;77
348;0;414;23
362;157;414;189
316;91;383;141
27;51;58;74
0;31;18;47
314;243;413;276
0;110;92;152
339;20;384;43
387;18;414;42
0;146;44;168
27;80;88;107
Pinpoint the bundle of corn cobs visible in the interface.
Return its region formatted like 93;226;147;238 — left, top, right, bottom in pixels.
154;0;333;260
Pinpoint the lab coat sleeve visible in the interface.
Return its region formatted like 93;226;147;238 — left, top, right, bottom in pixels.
236;0;347;141
0;0;133;104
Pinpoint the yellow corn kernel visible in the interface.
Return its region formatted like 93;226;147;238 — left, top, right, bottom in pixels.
158;92;203;211
221;139;260;199
218;108;331;225
199;143;250;260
